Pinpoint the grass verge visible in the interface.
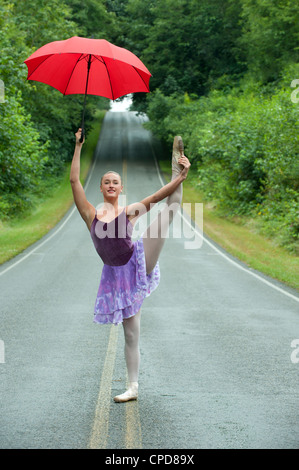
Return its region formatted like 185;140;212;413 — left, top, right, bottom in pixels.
159;160;299;291
0;110;106;265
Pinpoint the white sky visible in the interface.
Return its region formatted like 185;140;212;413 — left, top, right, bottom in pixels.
109;94;133;112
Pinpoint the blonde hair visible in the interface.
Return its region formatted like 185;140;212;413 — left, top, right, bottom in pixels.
100;171;122;185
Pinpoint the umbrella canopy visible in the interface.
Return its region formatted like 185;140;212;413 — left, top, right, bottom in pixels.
24;36;151;140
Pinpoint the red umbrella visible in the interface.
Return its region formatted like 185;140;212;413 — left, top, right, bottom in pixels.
24;36;151;141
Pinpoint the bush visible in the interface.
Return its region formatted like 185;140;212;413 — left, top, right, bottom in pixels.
145;68;299;252
0;90;49;218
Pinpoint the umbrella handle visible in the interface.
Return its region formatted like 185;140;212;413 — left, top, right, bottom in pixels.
79;127;84;143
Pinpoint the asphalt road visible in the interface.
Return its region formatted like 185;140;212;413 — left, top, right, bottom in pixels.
0;110;298;450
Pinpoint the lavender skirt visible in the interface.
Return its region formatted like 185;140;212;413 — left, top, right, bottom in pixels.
94;238;160;325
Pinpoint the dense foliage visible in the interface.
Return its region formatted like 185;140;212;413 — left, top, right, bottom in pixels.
1;0;298;253
0;0;112;218
145;73;299;251
115;0;298;253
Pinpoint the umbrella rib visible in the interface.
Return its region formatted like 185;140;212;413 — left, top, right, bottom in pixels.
26;54;54;79
133;66;150;92
94;55;114;100
63;54;84;95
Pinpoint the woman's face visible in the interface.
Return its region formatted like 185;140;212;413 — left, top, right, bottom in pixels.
100;172;123;199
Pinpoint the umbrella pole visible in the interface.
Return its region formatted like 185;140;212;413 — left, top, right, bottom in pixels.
80;55;92;143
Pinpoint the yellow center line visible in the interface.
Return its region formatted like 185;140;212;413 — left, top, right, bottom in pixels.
88;325;119;449
122;157;143;450
125;381;143;449
88;156;143;450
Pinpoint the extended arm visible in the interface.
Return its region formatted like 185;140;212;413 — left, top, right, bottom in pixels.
70;128;95;230
127;155;190;221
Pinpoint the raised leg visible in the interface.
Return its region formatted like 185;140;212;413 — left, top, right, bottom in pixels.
143;136;184;274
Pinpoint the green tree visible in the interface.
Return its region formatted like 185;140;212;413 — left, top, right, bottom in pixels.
67;0;119;40
0;2;48;217
0;0;107;218
238;0;299;83
121;0;244;97
15;0;108;173
19;2;78;175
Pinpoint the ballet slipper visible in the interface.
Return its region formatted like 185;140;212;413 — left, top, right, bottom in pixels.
172;136;184;176
114;382;138;403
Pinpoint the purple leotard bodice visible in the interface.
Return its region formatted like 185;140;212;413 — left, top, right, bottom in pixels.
90;209;134;266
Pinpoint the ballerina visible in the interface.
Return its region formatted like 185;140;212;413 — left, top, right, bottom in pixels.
70;129;190;402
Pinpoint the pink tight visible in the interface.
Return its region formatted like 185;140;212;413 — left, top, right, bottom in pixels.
122;170;183;383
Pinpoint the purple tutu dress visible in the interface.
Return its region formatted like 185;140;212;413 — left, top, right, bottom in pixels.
90;210;160;325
